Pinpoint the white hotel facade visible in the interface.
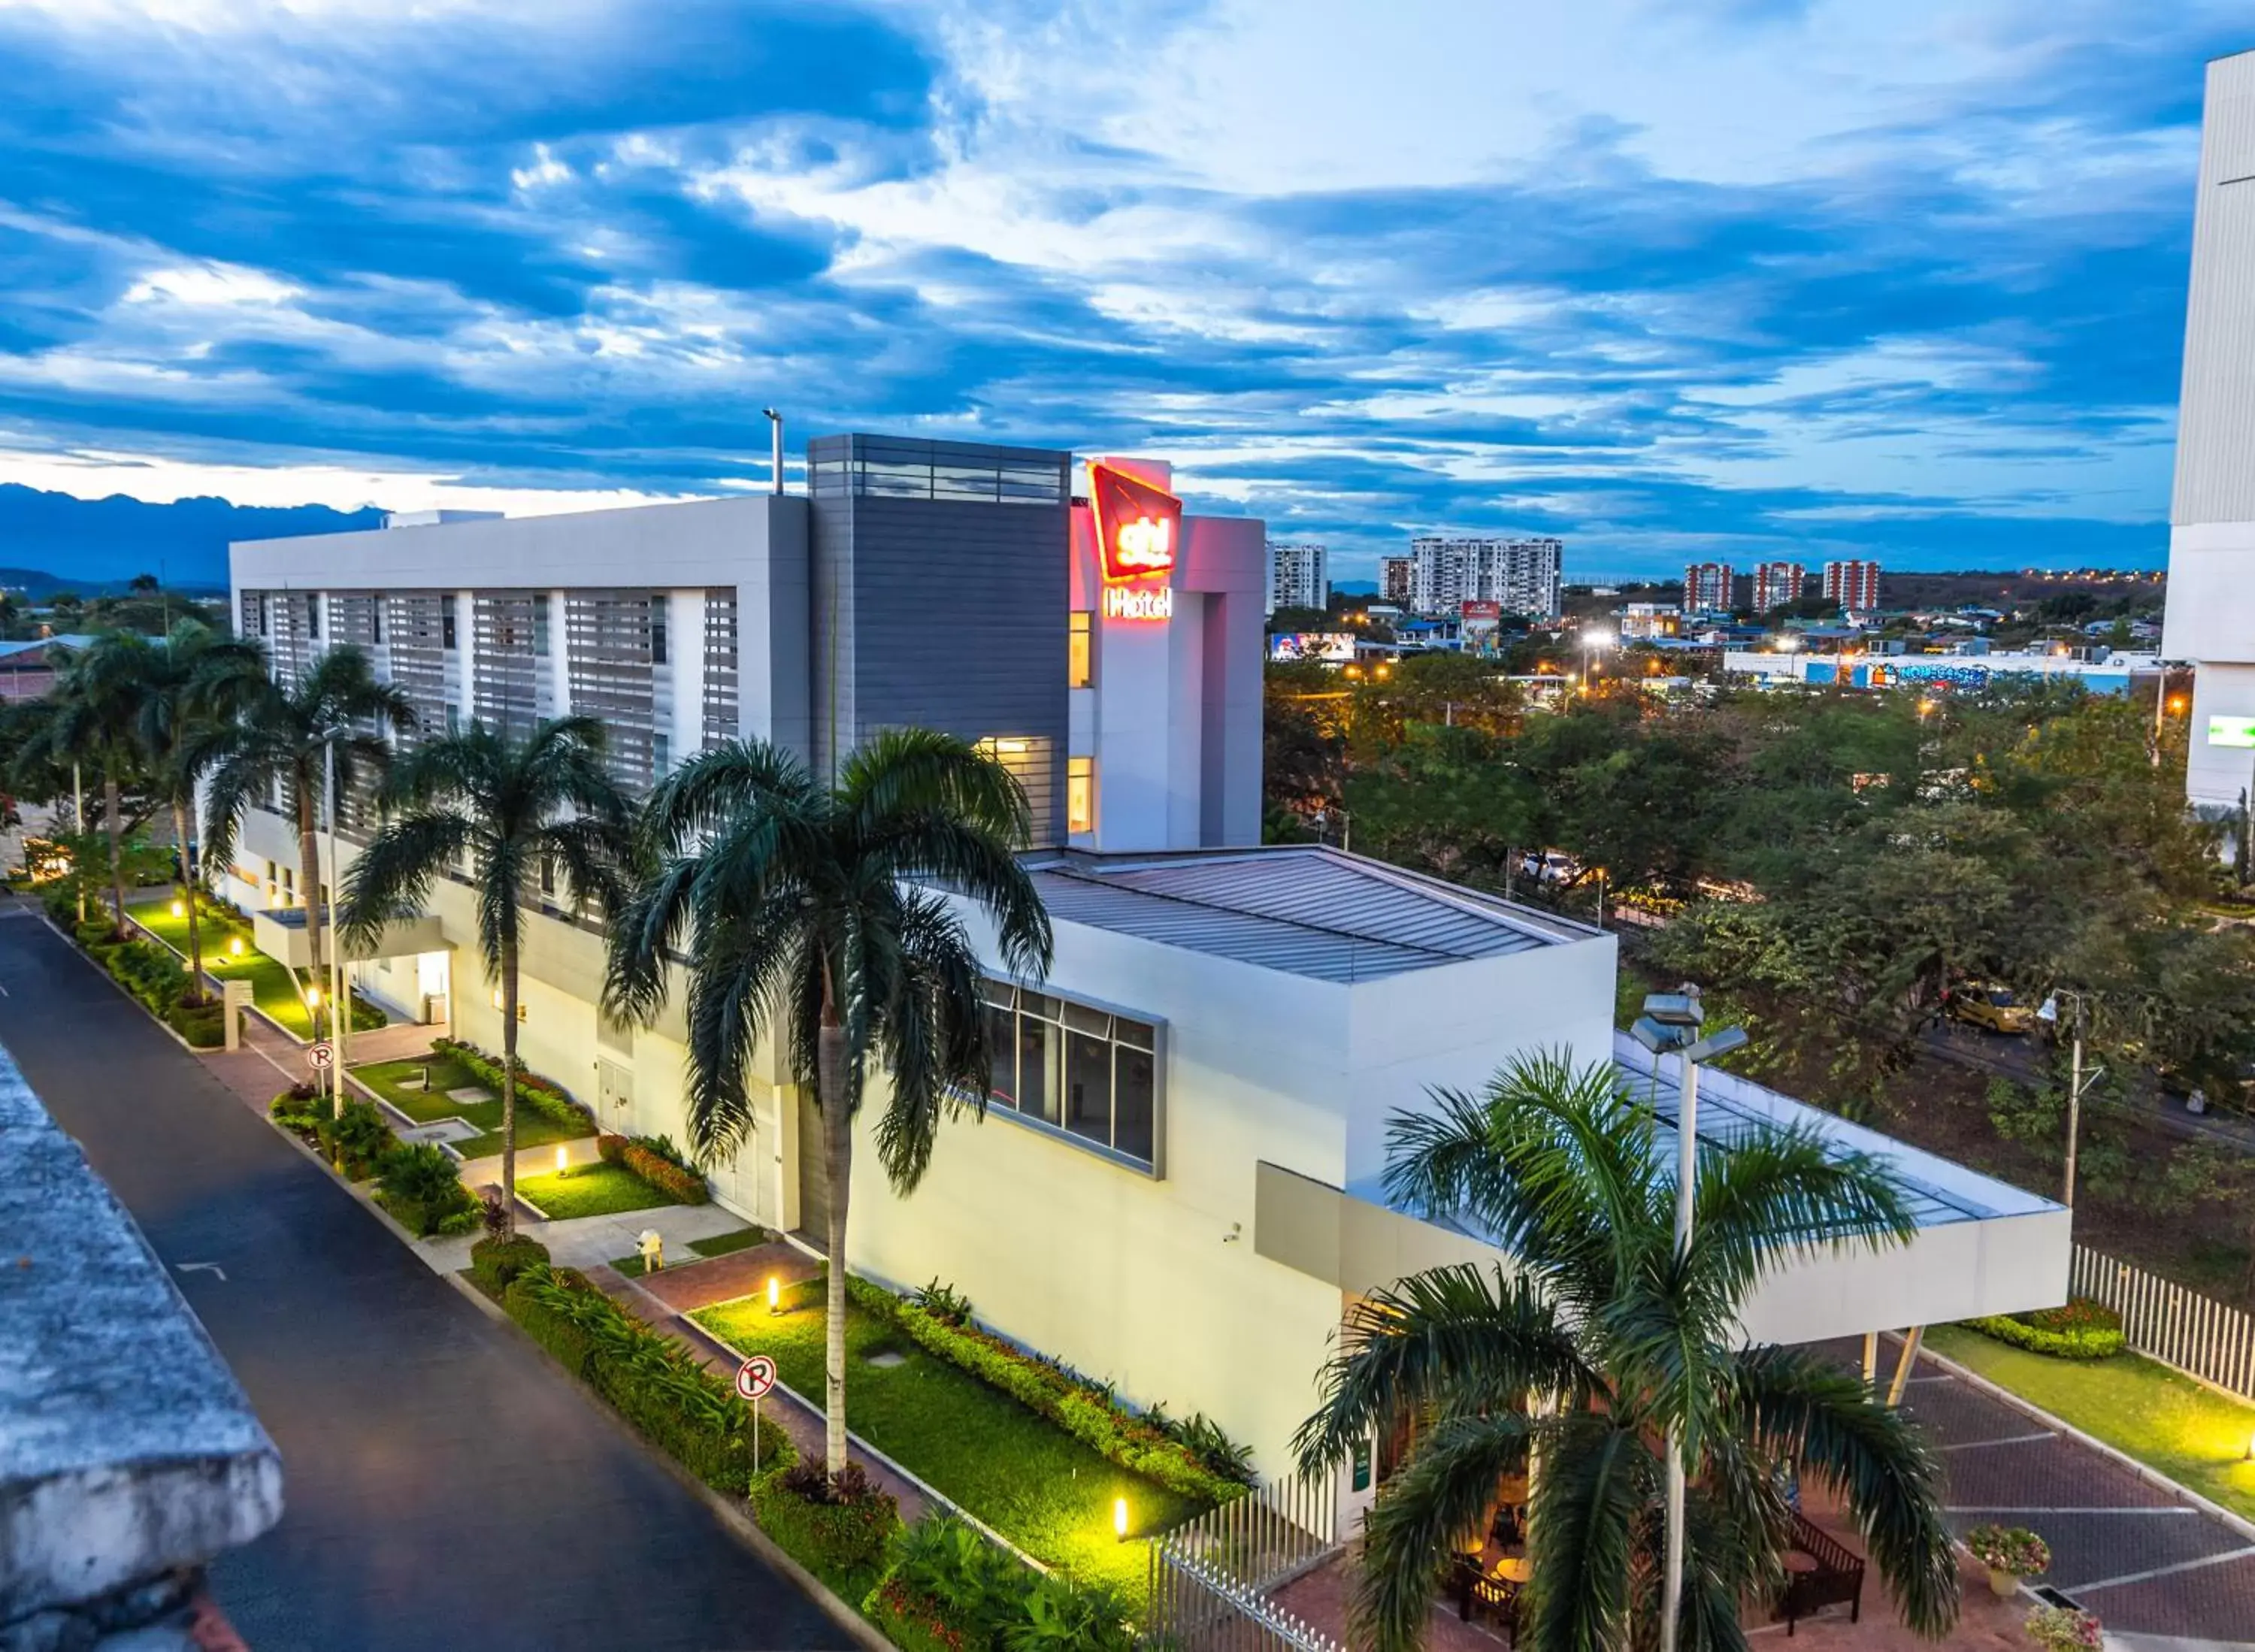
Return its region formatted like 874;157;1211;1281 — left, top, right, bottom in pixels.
2166;49;2255;813
229;433;2067;1499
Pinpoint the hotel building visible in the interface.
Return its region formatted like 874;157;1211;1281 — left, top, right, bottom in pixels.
2165;49;2255;814
227;432;2067;1501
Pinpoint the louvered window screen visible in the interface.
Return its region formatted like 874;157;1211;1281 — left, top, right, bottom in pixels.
566;592;657;793
383;594;449;746
329;594;380;650
702;588;738;750
238;589;266;640
474;594;539;738
270;593;313;688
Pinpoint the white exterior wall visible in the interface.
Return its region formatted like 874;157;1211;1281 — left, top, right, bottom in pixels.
2167;52;2255;810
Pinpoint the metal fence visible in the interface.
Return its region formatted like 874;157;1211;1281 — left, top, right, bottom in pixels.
1144;1477;1344;1652
2070;1243;2255;1402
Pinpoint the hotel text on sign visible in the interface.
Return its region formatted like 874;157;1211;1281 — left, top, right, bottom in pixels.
1090;463;1182;586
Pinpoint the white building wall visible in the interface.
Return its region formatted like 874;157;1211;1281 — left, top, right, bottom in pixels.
2167;52;2255;810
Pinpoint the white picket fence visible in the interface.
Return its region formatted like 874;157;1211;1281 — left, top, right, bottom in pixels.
1144;1477;1344;1652
2070;1243;2255;1402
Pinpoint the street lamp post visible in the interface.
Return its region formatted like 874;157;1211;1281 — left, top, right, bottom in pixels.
2036;990;2099;1207
1631;985;1748;1652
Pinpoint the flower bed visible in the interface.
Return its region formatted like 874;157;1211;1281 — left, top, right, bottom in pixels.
501;1263;792;1490
1964;1297;2125;1360
2025;1605;2103;1650
845;1275;1254;1505
598;1131;709;1203
431;1036;595;1132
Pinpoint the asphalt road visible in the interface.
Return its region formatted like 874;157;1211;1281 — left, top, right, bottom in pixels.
0;905;843;1652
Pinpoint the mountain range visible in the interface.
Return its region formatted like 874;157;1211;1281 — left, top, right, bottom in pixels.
0;483;386;592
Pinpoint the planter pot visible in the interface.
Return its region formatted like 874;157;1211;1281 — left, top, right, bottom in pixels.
1986;1567;2020;1599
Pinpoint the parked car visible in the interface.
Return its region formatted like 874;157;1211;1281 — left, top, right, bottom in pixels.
1946;982;2035;1036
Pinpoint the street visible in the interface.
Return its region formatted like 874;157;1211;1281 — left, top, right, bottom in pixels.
0;904;843;1652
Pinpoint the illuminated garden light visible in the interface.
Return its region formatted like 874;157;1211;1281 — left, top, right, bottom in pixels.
1114;1497;1129;1539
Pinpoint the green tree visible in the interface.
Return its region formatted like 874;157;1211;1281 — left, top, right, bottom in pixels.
201;646;416;994
123;621;269;994
38;635;157;934
342;716;632;1215
1295;1053;1957;1652
604;731;1052;1481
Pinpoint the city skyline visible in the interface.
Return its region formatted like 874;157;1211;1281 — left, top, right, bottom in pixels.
0;3;2244;581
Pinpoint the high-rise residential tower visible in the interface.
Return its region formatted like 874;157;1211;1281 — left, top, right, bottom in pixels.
1268;540;1328;615
2164;49;2255;814
1407;536;1562;618
1752;561;1807;613
1823;559;1881;613
1377;555;1414;606
1683;561;1735;613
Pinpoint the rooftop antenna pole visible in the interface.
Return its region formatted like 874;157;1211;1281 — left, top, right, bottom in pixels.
762;407;784;495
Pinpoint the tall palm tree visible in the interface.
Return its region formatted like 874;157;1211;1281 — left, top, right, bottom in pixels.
200;646;416;995
341;716;633;1228
1294;1051;1958;1652
126;621;268;995
604;730;1052;1482
41;636;153;936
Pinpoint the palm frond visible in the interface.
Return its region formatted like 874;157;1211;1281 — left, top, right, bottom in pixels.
1521;1413;1657;1652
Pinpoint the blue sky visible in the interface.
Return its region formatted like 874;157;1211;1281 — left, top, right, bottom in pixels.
0;1;2244;582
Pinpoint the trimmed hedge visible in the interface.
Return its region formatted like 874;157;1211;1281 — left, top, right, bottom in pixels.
503;1264;792;1491
1966;1297;2126;1360
86;934;227;1048
843;1276;1253;1506
598;1132;710;1204
749;1462;900;1601
470;1234;550;1297
432;1036;594;1132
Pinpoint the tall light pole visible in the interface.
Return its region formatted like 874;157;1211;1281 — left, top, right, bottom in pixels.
1631;985;1748;1652
2037;990;2099;1206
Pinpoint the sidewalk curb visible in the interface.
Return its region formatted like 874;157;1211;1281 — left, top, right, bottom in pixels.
1904;1333;2255;1546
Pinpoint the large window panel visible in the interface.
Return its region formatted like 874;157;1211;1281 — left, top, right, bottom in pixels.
977;979;1162;1172
1016;994;1060;1124
1064;1001;1112;1145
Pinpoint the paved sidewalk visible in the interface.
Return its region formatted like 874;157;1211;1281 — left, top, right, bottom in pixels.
1814;1336;2255;1644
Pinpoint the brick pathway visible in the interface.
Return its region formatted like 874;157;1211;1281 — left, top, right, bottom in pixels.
1811;1336;2255;1643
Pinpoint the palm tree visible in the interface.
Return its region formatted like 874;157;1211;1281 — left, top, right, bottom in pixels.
40;636;154;936
1294;1051;1959;1652
604;730;1052;1482
200;646;416;997
126;621;268;995
341;716;633;1230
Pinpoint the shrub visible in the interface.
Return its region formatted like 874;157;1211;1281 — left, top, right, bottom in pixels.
1965;1297;2125;1360
596;1132;710;1204
2025;1605;2103;1651
868;1517;1134;1652
1964;1523;2051;1577
750;1461;899;1595
471;1233;550;1296
845;1276;1255;1504
912;1278;976;1327
166;1000;225;1048
375;1142;477;1237
503;1265;792;1491
318;1097;397;1180
431;1036;594;1130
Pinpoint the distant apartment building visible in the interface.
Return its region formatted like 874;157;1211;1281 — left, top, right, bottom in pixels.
1824;559;1882;613
1407;535;1563;619
1377;555;1415;606
2164;49;2255;814
1618;603;1681;640
1752;561;1807;613
1268;541;1329;615
1683;561;1735;613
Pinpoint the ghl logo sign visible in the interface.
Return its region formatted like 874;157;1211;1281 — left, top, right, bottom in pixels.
1090;462;1181;585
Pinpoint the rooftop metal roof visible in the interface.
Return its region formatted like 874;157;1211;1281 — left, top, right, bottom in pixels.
1609;1031;2057;1227
1023;846;1596;984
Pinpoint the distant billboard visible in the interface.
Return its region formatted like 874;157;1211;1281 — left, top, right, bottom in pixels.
1270;632;1357;664
1459;601;1502;621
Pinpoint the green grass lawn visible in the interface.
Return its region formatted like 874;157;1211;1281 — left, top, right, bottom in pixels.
694;1294;1203;1603
610;1225;769;1276
1929;1323;2255;1520
350;1054;593;1157
124;893;351;1039
517;1162;682;1221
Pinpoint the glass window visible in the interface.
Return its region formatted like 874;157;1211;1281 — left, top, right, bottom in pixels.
446;703;460;734
652;731;670;775
1065;1025;1111;1145
306;595;321;638
650;606;668;665
442;610;457;650
984;998;1016;1106
1067;757;1094;834
1068;612;1092;688
371;604;383;645
1016;1003;1058;1124
533;594;550;658
1115;1045;1155;1163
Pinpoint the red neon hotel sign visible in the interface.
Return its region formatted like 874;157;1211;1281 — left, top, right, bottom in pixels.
1090;461;1179;621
